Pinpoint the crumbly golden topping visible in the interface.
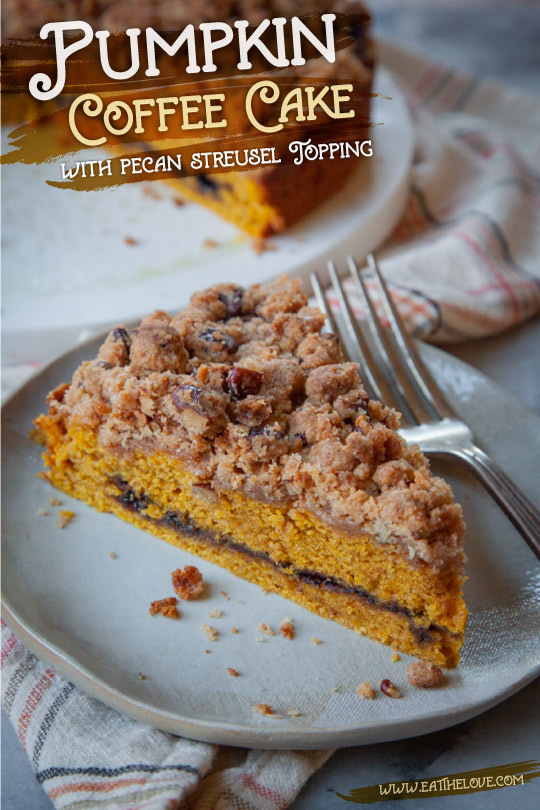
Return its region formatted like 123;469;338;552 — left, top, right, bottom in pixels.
43;276;465;568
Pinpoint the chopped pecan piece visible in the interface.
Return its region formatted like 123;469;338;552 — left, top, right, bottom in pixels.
380;679;402;698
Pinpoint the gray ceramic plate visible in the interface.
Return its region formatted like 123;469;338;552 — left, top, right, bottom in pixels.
2;337;540;749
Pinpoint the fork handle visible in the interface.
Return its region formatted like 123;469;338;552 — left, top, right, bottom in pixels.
440;444;540;561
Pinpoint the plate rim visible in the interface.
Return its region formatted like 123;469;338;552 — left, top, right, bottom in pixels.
2;595;539;750
2;335;540;749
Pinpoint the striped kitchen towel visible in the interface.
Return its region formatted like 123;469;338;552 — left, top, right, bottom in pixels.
3;42;540;810
1;622;331;810
333;40;540;343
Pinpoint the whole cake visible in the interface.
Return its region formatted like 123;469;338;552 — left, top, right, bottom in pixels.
36;277;467;667
2;0;374;235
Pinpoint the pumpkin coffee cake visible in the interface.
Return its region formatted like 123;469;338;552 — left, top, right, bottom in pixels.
36;277;467;667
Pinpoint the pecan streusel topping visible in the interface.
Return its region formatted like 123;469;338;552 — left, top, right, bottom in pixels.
44;276;465;568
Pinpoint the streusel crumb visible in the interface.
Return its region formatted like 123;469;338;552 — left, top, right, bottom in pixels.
208;609;223;619
253;703;274;716
256;622;275;636
280;618;294;640
172;566;203;599
227;667;240;677
201;624;218;641
357;681;376;699
57;510;75;528
407;660;445;688
150;597;180;619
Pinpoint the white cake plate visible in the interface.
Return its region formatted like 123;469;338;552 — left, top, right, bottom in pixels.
2;339;540;750
2;66;413;365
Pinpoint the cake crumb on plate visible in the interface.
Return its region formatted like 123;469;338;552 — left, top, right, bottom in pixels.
150;597;180;619
203;238;219;249
201;624;219;641
256;622;275;636
227;667;240;677
279;618;294;640
56;510;75;529
407;660;445;688
172;566;203;600
208;609;223;619
357;681;376;700
253;703;274;716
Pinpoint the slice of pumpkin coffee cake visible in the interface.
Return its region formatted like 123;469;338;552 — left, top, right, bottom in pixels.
36;276;467;667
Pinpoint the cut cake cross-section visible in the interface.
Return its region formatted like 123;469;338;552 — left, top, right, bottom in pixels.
36;276;467;667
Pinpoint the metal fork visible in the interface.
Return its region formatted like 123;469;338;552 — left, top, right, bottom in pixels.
311;253;540;561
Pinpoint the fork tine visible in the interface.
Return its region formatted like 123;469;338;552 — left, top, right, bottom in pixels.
347;256;430;426
327;261;389;403
310;271;350;361
366;254;456;421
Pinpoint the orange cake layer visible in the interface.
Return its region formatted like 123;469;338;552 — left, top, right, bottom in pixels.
164;147;370;237
36;276;467;667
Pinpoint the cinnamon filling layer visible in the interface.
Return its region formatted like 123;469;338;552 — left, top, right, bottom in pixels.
112;477;454;645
